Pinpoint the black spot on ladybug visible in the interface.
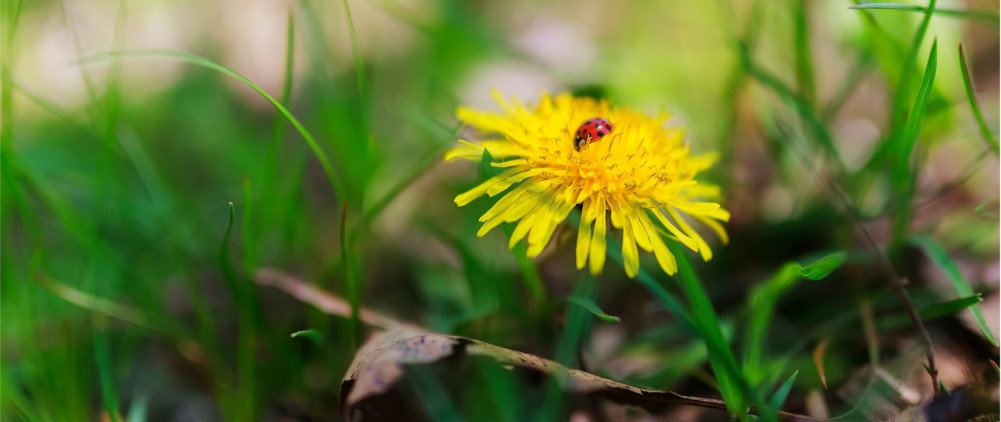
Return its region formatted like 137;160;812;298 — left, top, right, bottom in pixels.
597;131;605;136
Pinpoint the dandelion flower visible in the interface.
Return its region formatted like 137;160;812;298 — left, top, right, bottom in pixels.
445;92;729;277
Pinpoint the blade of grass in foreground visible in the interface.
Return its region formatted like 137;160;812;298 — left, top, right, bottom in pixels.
792;0;815;105
220;201;258;421
849;2;998;26
891;40;937;243
341;202;362;346
667;242;759;420
93;315;121;422
958;44;999;154
910;235;998;346
891;0;937;125
744;253;845;383
78;49;346;201
767;371;798;411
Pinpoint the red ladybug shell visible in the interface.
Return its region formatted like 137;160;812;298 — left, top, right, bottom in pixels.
574;118;613;151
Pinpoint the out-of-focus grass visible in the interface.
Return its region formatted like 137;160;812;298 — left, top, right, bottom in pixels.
2;0;999;421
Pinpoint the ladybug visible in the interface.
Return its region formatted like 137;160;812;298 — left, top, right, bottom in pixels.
574;117;613;151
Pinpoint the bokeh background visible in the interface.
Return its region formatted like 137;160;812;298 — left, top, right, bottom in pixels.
2;0;998;421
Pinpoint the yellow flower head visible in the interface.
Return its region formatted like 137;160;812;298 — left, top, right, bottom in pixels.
445;92;729;277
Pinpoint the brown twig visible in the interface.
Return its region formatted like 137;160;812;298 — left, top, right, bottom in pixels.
257;268;826;421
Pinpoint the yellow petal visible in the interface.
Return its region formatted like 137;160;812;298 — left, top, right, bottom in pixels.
526;197;574;257
491;89;518;115
491;159;527;168
667;207;712;261
526;205;556;257
621;220;640;278
503;187;552;223
443;140;483;161
694;214;729;244
509;203;543;249
674;202;730;222
575;206;593;270
650;208;699;251
479;184;531;222
456;108;520;138
454;168;520;206
485;170;536;197
649;230;678;275
687;151;720;172
480;141;525;158
478;189;547;237
589;199;607;275
627;209;653;252
609;203;624;229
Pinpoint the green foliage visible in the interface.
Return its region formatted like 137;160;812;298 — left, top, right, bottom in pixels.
2;0;997;421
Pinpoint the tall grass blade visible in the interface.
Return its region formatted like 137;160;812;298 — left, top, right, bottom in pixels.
768;370;798;411
342;202;362;345
93;317;121;422
891;40;937;242
911;235;998;346
79;49;346;200
891;0;937;125
958;44;999;154
744;253;844;382
919;295;983;321
793;1;815;105
668;242;754;418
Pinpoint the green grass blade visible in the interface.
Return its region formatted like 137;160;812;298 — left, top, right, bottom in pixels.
220;202;239;292
0;0;24;146
891;0;937;125
738;44;843;168
341;202;362;345
919;295;982;321
891;40;938;242
744;252;844;382
78;49;346;200
241;178;257;273
568;296;620;324
800;252;847;280
341;0;369;113
768;370;798;410
958;44;999;154
667;242;753;418
904;41;938;148
849;3;998;26
93;317;121;422
220;201;258;420
793;1;815;105
264;12;297;229
910;235;998;345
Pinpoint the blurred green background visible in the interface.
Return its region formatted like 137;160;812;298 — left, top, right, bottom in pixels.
2;0;998;421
